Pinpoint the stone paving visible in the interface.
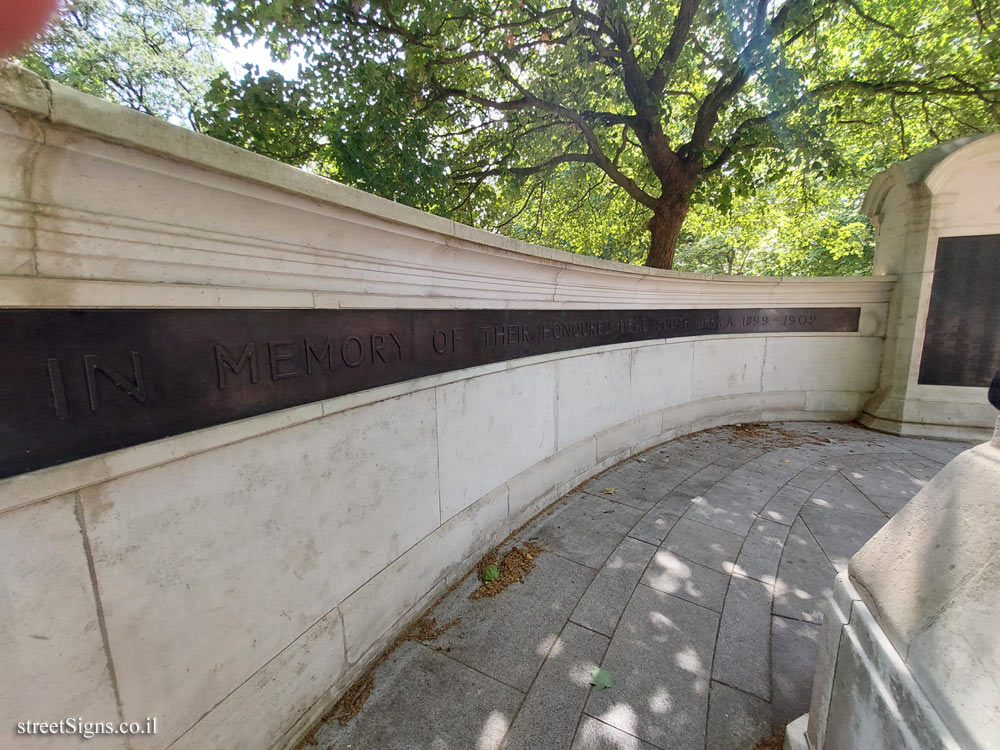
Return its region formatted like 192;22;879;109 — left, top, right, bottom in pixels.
304;422;970;750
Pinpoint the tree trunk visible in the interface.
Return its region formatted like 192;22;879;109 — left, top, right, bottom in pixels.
643;201;689;269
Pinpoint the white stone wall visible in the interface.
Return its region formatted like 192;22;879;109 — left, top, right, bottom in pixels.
0;63;893;750
861;135;1000;441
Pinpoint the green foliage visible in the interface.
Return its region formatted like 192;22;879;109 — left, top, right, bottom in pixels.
479;165;650;265
480;564;500;582
196;56;456;210
202;0;997;272
197;69;323;163
589;667;615;689
17;0;223;123
677;171;875;276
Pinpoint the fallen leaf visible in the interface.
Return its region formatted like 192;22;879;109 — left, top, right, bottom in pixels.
590;666;614;689
601;487;618;495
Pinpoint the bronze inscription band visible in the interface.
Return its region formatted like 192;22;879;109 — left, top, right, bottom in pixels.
0;306;860;479
918;234;1000;387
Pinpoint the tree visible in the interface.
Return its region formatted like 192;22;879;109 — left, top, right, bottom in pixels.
16;0;222;124
677;170;876;276
197;63;456;208
206;0;998;269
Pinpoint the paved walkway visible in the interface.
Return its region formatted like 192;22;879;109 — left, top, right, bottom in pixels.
305;422;970;750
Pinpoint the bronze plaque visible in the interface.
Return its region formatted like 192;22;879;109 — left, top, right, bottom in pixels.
918;235;1000;387
0;306;859;479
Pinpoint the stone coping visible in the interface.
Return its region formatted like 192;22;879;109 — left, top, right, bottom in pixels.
0;61;895;292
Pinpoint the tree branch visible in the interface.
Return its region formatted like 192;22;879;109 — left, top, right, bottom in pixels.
434;66;660;209
685;0;818;159
842;0;915;39
649;0;701;94
454;152;595;179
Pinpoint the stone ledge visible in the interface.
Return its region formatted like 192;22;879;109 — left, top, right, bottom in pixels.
0;63;898;302
858;410;992;443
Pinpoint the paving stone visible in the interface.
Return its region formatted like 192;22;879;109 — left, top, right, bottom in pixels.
585;584;718;750
807;473;885;516
520;491;644;569
713;574;772;700
777;422;865;440
683;470;782;535
571;716;661;750
840;459;919;494
744;452;816;483
706;681;772;750
797;442;845;457
752;443;824;461
772;518;837;624
642;442;720;470
827;450;908;469
503;623;609;750
865;493;912;516
905;438;972;465
627;502;682;546
640;451;708;475
713;445;769;469
723;467;787;500
733;518;790;585
840;459;925;515
830;442;903;458
683;497;759;538
308;642;523;750
759;485;811;526
572;538;657;636
640;548;730;612
430;548;595;691
581;460;688;511
671;462;731;496
798;505;887;571
662;518;744;574
834;426;897;443
787;463;839;492
746;461;813;484
887;456;944;482
771;615;821;731
651;489;703;517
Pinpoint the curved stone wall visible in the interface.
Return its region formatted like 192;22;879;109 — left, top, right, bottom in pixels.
0;63;893;750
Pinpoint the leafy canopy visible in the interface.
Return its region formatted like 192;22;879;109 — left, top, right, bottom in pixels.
17;0;223;124
202;0;997;270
